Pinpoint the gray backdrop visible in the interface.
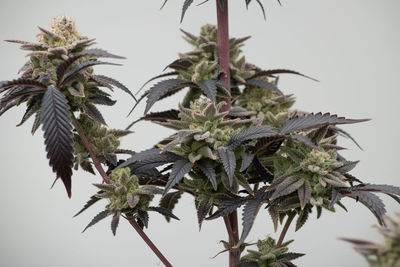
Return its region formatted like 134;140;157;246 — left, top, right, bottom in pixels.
0;0;399;266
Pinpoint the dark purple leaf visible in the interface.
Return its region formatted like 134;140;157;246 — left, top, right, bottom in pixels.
40;86;74;197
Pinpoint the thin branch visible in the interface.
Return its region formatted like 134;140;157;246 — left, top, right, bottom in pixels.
72;113;173;266
276;212;295;248
71;114;110;184
125;215;173;267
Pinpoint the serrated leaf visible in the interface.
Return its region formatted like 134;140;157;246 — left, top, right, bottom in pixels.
351;184;400;196
164;159;193;195
197;159;217;190
246;79;283;95
298;180;311;210
268;205;279;232
31;112;41;135
270;177;304;200
279;113;369;135
137;71;179;96
252;156;274;183
228;126;276;149
111;212;120;236
181;0;194;22
277;253;305;262
334;161;359;174
144;79;187;114
240;151;254;172
0;87;44;107
295;208;310;231
84;103;107;125
238;198;263;246
207;196;248;220
348;191;386;226
197;198;213;228
148;206;179;221
136;210;149;229
81;48;125;59
92;75;136;101
198;79;217;101
61;61;121;85
135;185;164;195
289;134;318;149
89;95;116;106
218;147;236;186
159;191;183;222
0;78;47;93
74;193;102;217
82;210;110;233
56;55;83;86
249;69;318;82
40;86;74;197
162;129;202;152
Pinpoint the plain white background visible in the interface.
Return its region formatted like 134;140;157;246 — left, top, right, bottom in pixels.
0;0;399;266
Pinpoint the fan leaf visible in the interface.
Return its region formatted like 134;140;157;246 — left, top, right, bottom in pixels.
82;210;110;233
61;61;121;85
164;159;193;195
148;206;180;221
144;79;187;114
218;147;236;186
84;103;107;125
279;113;369;135
181;0;194;22
159;191;183;222
40;86;74;197
197;159;217;190
198;79;217;101
246;79;283;95
228;125;276;149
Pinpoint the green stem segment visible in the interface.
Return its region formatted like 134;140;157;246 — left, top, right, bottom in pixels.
71;114;173;267
276;213;295;248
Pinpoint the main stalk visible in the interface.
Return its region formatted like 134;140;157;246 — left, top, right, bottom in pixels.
217;0;231;113
216;1;240;266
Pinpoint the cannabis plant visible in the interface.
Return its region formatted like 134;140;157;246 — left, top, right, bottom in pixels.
1;1;399;267
341;214;400;267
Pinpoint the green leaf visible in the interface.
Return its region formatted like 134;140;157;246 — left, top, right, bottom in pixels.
40;86;74;197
